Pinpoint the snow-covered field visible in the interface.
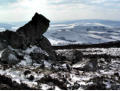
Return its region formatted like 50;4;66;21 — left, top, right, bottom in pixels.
44;21;120;45
0;20;120;46
0;47;120;90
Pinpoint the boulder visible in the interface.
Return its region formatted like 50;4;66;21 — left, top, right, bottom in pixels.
36;35;56;61
0;42;8;51
0;12;56;64
82;58;98;72
30;53;49;64
0;48;20;65
16;12;50;48
0;13;50;49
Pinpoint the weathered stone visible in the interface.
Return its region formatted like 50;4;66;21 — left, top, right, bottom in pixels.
0;13;56;64
0;30;12;50
82;58;98;72
0;30;24;49
16;13;50;48
0;48;20;65
0;42;8;51
0;13;50;49
36;35;56;61
30;53;48;63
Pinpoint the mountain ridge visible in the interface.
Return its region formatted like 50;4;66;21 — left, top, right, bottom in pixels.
1;19;119;27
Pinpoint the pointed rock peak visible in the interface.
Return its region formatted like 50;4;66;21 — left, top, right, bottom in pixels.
32;12;50;25
35;12;40;16
33;12;41;19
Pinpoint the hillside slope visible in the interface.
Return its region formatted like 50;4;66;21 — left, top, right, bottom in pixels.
0;14;120;90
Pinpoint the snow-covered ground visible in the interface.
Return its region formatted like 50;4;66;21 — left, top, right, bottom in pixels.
55;48;120;90
44;22;120;45
0;47;120;90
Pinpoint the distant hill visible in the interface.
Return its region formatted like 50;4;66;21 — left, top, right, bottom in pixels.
11;21;27;27
44;19;120;45
0;23;15;30
52;19;120;27
1;19;120;27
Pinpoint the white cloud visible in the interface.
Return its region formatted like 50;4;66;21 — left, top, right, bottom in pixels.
91;0;106;4
0;0;120;22
0;0;49;22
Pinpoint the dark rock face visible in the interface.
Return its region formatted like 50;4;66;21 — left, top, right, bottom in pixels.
56;50;83;64
0;48;21;65
81;58;98;72
0;75;36;90
36;35;56;61
16;13;50;49
0;13;50;49
0;12;56;65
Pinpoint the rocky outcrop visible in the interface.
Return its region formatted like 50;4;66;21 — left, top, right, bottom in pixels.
15;13;50;49
0;12;56;65
1;12;119;90
0;13;50;49
0;48;20;65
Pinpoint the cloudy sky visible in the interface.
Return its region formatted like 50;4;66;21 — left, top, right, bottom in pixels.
0;0;120;22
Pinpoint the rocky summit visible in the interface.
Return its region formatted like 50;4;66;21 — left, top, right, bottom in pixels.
0;13;50;49
0;13;120;90
0;13;56;65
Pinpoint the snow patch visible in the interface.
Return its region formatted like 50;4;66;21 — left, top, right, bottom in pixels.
8;54;18;61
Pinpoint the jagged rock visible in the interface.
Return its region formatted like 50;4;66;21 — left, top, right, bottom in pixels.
0;75;36;90
30;53;48;64
0;12;56;64
0;30;12;50
24;70;31;76
27;75;34;81
80;58;98;72
0;30;22;48
16;13;50;49
0;48;21;65
0;42;7;51
29;45;49;60
72;50;83;64
0;12;50;49
0;83;11;90
36;35;56;61
56;50;83;64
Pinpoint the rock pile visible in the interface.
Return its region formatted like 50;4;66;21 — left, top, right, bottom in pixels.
0;13;56;65
0;13;119;90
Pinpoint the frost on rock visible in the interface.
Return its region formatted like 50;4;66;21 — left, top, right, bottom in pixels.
24;46;48;55
18;55;32;66
8;54;18;61
43;60;52;68
0;44;56;89
0;50;5;58
24;46;49;56
17;45;50;67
